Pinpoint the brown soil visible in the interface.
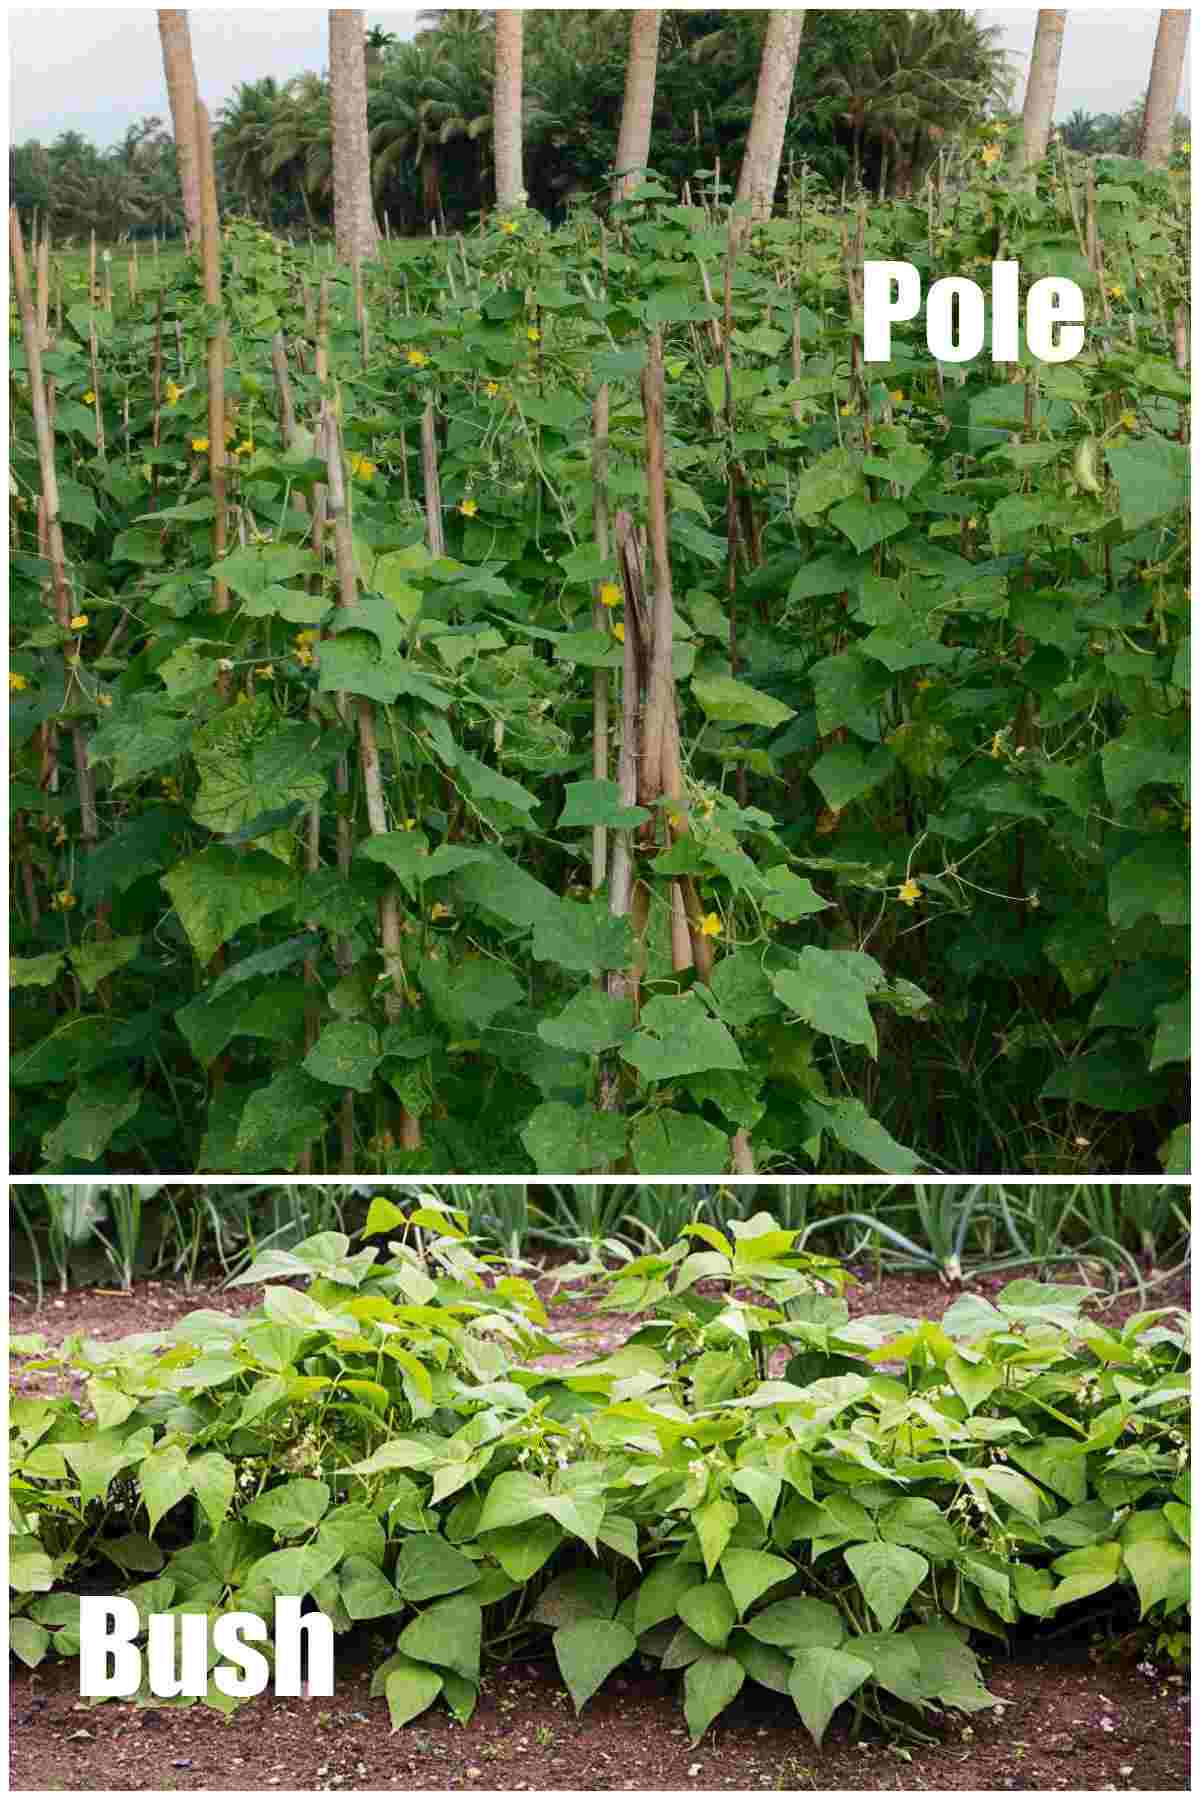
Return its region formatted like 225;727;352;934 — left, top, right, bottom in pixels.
9;1255;1192;1793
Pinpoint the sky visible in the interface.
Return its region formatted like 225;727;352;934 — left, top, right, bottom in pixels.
7;6;1191;150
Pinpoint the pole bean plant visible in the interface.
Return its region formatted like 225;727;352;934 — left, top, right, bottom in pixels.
9;1197;1190;1746
9;145;1189;1175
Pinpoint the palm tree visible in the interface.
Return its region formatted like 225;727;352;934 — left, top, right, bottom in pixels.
329;9;379;262
1139;10;1190;167
268;72;333;226
613;11;662;202
157;9;202;242
1018;10;1068;169
218;78;283;218
369;38;491;231
492;11;524;210
735;11;806;222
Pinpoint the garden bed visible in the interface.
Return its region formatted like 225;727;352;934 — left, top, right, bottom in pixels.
9;1253;1190;1792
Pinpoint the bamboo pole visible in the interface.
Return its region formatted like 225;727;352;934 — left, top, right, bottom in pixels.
10;206;102;924
196;101;228;625
324;410;422;1158
590;384;611;892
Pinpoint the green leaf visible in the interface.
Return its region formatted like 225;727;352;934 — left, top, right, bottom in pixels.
1049;1539;1123;1608
530;897;631;974
878;1499;960;1559
229;1067;331;1172
844;1543;928;1631
694;1496;739;1576
340;1554;403;1620
744;1597;844;1651
678;1580;737;1648
809;743;896;812
42;1074;141;1166
706;951;779;1027
70;935;142;994
140;1444;192;1536
9;1618;51;1667
1108;836;1188;930
759;868;830;922
631;1111;730;1175
788;1647;872;1748
849;1631;925;1707
191;702;329;837
162;849;296;965
531;1569;618;1629
772;950;881;1055
303;1020;382;1093
684;1651;745;1744
537;990;636;1056
419;959;523;1035
398;1594;482;1682
622;993;744;1083
792;446;862;519
395;1534;482;1603
633;1560;705;1634
520;1101;627;1174
829;497;909;553
553;1619;636;1713
1106;435;1189;530
1122;1536;1190;1618
318;632;449;707
719;1549;794;1618
10;952;66;988
558;779;650;830
245;1478;331;1536
692;674;795;729
188;1453;236;1532
384;1657;443;1730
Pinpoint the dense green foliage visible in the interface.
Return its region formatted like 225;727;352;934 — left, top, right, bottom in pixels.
10;1198;1191;1742
9;148;1190;1175
10;10;1015;240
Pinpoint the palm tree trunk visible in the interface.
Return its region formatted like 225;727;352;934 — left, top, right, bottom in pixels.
1139;11;1190;167
157;10;202;244
734;11;806;224
493;10;524;211
1018;11;1067;169
613;11;662;203
329;9;379;264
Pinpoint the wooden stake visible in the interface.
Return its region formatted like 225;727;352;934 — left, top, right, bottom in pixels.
196;100;228;623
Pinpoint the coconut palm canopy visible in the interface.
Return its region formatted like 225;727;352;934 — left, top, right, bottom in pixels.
11;9;1035;239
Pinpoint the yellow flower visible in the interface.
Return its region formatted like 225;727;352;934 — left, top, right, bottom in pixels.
52;888;77;911
430;901;452;921
700;912;722;938
839;403;852;416
401;817;417;831
990;729;1006;758
350;453;376;480
1119;410;1137;430
295;629;320;644
69;614;88;630
1182;141;1191;156
500;219;518;235
295;646;314;666
612;620;625;643
9;671;28;691
459;497;478;518
83;389;96;404
915;678;933;692
165;380;181;406
96;691;112;707
526;327;541;343
980;142;1002;167
1108;283;1125;300
192;436;209;452
254;664;274;679
890;389;904;406
484;381;500;398
599;582;621;608
406;348;429;368
897;878;922;907
236;439;254;457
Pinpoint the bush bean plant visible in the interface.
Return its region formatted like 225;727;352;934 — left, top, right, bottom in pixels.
9;146;1190;1176
9;1197;1190;1746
